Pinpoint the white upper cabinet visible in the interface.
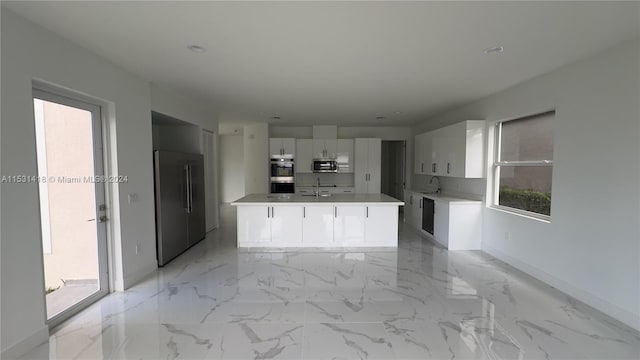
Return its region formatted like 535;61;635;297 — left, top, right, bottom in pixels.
313;138;337;158
414;120;485;178
296;139;313;173
414;132;432;175
355;138;381;193
270;138;296;157
336;139;354;173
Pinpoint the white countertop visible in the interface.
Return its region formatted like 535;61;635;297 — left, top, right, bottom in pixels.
231;193;404;206
410;190;482;204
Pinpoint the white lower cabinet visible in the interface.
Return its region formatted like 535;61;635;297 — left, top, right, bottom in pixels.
271;206;303;246
334;205;366;246
365;206;398;246
406;192;423;230
440;203;482;250
237;205;302;246
433;201;449;248
302;205;334;246
237;204;399;247
404;192;482;250
238;206;273;245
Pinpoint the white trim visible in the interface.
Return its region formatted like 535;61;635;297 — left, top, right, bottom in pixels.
488;205;551;223
33;99;52;254
0;325;49;360
482;243;640;332
32;85;111;326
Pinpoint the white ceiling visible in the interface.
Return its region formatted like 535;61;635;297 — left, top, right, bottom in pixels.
4;1;639;128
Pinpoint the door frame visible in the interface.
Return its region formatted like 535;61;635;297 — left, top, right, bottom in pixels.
32;84;113;328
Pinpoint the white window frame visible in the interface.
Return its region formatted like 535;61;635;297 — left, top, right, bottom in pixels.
492;111;554;221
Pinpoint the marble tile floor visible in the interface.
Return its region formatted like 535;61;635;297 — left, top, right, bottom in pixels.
20;205;640;359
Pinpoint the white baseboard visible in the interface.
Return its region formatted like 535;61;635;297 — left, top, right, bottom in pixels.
122;261;157;289
482;243;640;331
1;325;49;360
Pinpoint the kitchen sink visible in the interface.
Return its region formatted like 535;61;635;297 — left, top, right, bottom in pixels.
266;194;292;199
301;194;332;197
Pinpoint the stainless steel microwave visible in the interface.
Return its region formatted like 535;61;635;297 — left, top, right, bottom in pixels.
312;159;338;173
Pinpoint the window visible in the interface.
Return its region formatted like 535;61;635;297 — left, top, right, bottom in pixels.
493;111;554;218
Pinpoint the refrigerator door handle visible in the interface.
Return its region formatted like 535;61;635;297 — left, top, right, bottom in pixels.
188;164;194;213
184;164;190;213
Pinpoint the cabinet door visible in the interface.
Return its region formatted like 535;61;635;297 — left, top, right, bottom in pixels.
421;132;434;175
296;139;313;173
271;206;303;245
334;205;365;245
413;195;423;231
336;139;354;173
446;132;466;177
269;138;283;157
354;139;369;193
414;133;426;174
237;206;271;244
404;192;413;225
433;201;449;247
367;138;382;193
282;138;296;157
365;206;398;246
302;206;334;246
430;129;445;175
312;139;326;158
324;139;337;158
437;123;459;177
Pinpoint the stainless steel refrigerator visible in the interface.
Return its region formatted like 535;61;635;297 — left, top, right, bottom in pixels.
153;150;206;266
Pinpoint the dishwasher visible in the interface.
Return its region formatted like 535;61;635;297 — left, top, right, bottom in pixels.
422;197;435;235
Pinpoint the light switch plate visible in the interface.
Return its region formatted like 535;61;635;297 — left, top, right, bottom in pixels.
128;193;139;204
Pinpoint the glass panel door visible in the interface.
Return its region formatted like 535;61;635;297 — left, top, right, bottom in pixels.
33;88;109;327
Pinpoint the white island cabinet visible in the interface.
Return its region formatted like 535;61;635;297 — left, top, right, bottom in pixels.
303;205;334;245
237;205;303;247
232;194;403;248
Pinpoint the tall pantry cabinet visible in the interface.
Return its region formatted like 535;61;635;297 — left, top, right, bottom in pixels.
355;138;381;194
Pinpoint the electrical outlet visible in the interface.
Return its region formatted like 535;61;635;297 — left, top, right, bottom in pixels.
128;193;139;204
135;243;141;254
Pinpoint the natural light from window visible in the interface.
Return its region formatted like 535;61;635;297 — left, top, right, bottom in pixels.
493;111;554;218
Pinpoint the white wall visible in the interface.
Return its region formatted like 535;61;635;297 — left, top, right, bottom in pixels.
243;123;269;195
220;135;245;202
0;9;218;357
150;84;217;132
413;38;640;330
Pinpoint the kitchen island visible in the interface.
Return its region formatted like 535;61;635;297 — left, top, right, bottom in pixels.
231;193;403;248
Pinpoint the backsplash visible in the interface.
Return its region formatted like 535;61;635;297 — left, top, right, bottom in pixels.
296;173;354;187
412;174;485;201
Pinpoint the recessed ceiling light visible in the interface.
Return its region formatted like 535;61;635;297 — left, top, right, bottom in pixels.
270;116;281;120
484;46;504;54
393;111;402;115
376;116;386;120
187;44;206;53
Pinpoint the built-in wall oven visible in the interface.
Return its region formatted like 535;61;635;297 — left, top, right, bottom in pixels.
271;156;295;193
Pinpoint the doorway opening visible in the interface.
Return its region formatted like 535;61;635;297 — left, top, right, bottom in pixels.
381;141;406;213
33;88;110;327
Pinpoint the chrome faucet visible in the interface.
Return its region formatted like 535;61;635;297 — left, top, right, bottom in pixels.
315;177;320;197
429;176;441;194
